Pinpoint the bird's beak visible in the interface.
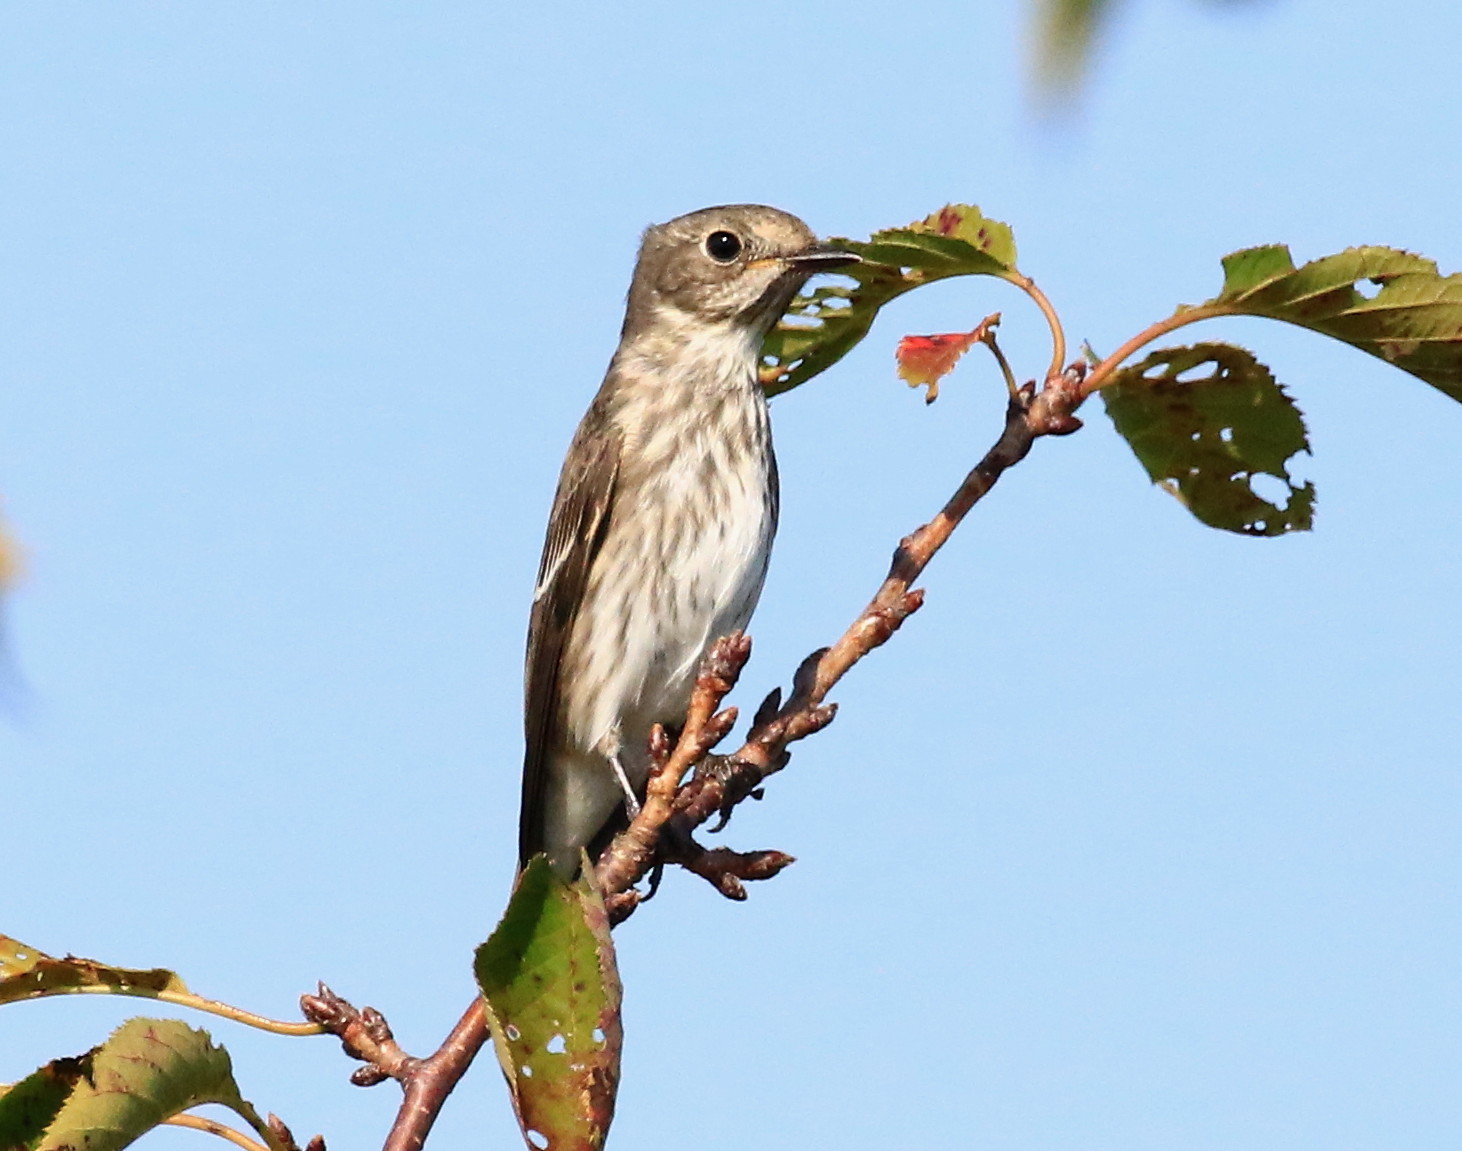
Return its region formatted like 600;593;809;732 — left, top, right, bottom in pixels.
785;243;861;271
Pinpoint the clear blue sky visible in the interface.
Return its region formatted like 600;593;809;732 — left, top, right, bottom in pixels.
4;3;1460;1149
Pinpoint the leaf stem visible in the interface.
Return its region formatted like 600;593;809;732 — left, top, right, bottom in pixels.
998;270;1066;380
156;991;323;1035
1081;304;1232;396
980;321;1020;399
165;1114;271;1151
64;985;323;1036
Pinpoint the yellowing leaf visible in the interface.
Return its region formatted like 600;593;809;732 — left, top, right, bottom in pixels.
0;1018;285;1151
0;933;190;1006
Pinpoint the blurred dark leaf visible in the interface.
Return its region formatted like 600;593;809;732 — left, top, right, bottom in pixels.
1033;0;1108;92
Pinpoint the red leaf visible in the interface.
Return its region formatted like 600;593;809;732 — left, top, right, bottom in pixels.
895;329;983;402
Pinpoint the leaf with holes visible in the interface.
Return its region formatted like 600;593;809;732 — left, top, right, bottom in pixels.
0;933;195;1010
475;858;622;1151
1102;343;1314;536
0;1018;283;1151
1203;244;1462;402
761;203;1018;397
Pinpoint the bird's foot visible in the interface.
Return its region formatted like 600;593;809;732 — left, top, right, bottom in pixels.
694;753;765;833
634;818;694;904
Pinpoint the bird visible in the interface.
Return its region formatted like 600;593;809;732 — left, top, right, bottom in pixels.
518;204;858;878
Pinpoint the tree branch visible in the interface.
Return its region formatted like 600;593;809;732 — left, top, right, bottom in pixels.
380;1001;490;1151
597;331;1087;920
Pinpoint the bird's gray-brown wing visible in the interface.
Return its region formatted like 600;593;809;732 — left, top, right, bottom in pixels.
518;402;622;866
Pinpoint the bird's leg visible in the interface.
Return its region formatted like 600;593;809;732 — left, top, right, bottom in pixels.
642;816;696;902
607;751;642;819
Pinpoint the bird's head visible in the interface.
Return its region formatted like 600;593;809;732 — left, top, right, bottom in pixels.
623;204;859;340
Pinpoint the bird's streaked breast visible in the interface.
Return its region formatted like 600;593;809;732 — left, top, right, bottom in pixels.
559;322;777;768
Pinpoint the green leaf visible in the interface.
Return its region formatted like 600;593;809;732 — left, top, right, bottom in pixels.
0;933;191;1006
0;1058;88;1148
0;1018;283;1151
475;857;623;1151
1102;343;1314;536
1209;244;1462;401
761;203;1018;397
1215;244;1297;296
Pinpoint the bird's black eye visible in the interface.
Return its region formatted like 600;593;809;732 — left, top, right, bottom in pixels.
704;230;743;263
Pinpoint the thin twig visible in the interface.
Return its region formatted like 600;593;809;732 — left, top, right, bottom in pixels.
300;984;417;1085
301;988;491;1151
982;323;1021;399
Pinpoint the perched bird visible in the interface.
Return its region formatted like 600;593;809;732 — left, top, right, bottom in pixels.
519;205;858;877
